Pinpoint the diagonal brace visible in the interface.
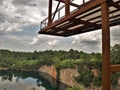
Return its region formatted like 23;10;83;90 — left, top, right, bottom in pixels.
54;0;80;8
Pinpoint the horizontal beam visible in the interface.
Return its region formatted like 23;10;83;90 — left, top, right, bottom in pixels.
54;0;80;7
43;0;106;31
111;64;120;72
109;0;120;10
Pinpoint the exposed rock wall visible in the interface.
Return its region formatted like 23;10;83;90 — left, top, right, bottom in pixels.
39;65;57;87
60;68;79;87
39;65;79;90
39;65;57;79
39;65;120;90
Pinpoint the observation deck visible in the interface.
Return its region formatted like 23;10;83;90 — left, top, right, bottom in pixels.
39;0;120;37
38;0;120;90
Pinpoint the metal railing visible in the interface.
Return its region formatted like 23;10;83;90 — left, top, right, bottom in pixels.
40;0;92;30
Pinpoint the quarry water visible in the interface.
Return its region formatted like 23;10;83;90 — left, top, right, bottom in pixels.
0;70;55;90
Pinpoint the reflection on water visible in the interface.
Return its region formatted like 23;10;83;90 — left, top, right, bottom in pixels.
0;70;55;90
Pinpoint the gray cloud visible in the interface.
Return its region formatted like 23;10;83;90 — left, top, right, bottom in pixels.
0;0;120;52
0;0;43;36
69;31;102;52
12;0;33;6
0;12;7;23
111;26;120;38
81;39;99;46
110;26;120;46
0;0;3;5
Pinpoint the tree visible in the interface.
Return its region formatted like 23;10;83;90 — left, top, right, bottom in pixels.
111;44;120;64
68;49;80;60
75;65;94;87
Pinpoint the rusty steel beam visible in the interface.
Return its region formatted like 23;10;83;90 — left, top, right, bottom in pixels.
42;0;106;31
48;0;52;25
65;0;70;16
101;1;111;90
54;0;80;7
54;18;99;31
79;8;101;19
111;65;120;72
70;18;98;28
109;0;120;10
40;0;120;37
87;9;119;22
65;24;101;36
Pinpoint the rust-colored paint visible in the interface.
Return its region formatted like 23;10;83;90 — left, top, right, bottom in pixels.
48;0;52;25
111;65;120;72
101;2;111;90
65;0;70;16
39;0;120;36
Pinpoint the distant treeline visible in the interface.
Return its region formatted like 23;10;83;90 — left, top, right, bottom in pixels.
0;48;102;69
0;44;120;88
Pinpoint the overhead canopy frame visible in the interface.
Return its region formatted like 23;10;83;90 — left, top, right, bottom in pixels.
39;0;120;37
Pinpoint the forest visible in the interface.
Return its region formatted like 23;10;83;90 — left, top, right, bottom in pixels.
0;44;120;90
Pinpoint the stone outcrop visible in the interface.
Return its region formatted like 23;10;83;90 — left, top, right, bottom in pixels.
39;65;79;90
39;65;57;79
39;65;120;90
60;68;79;87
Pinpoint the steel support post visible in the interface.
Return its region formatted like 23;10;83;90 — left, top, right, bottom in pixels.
83;0;85;4
48;0;52;25
65;0;70;16
101;1;111;90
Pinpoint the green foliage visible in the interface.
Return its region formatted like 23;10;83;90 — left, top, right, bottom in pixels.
111;72;120;86
0;49;92;70
75;54;102;87
111;44;120;64
93;75;101;87
10;60;40;69
66;86;85;90
54;60;77;69
75;65;94;87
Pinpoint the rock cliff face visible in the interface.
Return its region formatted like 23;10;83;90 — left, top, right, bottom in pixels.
39;65;120;90
60;68;79;87
39;65;57;79
39;65;79;90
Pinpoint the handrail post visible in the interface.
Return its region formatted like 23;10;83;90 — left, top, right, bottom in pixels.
48;0;52;25
101;1;111;90
65;0;70;16
83;0;85;4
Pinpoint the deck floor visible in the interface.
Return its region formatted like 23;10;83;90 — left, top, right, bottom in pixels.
39;0;120;37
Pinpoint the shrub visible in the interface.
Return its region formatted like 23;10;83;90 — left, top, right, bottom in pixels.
66;86;85;90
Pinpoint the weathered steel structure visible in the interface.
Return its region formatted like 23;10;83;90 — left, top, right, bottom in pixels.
39;0;120;90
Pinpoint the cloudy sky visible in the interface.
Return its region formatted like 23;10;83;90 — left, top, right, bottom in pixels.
0;0;120;53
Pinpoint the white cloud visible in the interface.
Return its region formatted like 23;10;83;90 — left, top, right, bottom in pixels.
48;39;59;46
0;21;23;35
29;35;61;46
72;30;101;45
29;37;38;45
